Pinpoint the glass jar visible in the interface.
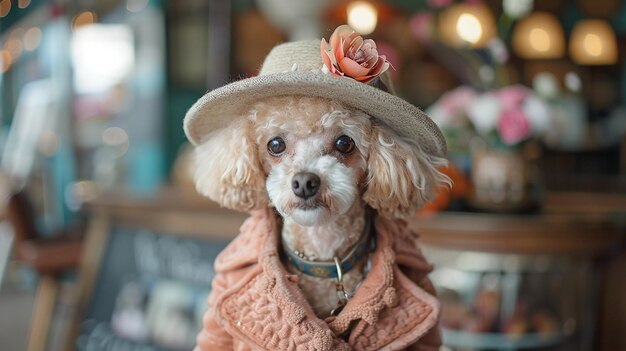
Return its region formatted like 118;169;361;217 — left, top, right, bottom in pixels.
424;247;598;351
468;139;543;212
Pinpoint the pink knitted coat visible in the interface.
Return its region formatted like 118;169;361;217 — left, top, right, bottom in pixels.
195;208;441;351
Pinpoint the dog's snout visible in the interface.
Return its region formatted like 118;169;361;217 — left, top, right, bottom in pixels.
291;172;320;199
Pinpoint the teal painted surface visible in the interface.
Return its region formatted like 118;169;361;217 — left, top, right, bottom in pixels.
561;5;584;35
612;4;626;35
234;0;255;12
165;90;203;173
50;144;77;229
622;60;626;104
386;0;427;13
129;142;165;195
0;0;47;33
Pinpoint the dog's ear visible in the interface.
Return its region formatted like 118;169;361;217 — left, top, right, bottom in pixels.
363;124;450;219
193;119;268;211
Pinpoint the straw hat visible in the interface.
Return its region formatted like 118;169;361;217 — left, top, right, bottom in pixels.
184;39;447;158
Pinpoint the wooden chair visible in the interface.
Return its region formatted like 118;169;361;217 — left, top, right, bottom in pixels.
5;190;83;351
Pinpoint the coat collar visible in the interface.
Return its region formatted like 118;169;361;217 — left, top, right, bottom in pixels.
213;208;439;351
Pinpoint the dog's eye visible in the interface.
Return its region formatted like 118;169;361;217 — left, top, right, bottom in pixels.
335;135;355;154
267;137;286;156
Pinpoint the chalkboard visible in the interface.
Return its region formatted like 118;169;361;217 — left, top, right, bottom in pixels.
73;222;228;351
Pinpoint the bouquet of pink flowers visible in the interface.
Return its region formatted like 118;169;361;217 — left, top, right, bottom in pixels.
428;85;551;147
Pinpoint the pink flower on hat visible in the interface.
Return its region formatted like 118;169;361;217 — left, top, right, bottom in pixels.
498;108;531;145
321;25;391;84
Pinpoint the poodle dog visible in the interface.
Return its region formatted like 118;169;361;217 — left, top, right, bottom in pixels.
194;95;448;318
187;30;449;350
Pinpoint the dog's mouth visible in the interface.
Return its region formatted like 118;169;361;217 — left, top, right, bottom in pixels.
295;202;328;211
294;200;328;211
289;201;331;227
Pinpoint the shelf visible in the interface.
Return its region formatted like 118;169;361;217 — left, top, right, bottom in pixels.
443;329;568;349
409;192;625;256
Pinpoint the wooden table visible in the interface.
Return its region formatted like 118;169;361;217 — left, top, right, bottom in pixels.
83;188;248;240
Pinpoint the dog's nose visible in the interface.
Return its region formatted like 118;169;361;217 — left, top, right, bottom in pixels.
291;172;320;199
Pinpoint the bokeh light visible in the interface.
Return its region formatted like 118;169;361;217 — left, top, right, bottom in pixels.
38;130;60;156
456;13;482;44
102;126;130;157
73;11;97;30
570;20;618;65
347;1;378;35
127;0;149;13
23;27;42;52
439;4;496;48
5;38;23;61
512;12;565;59
0;50;12;73
0;0;11;18
528;28;550;52
71;24;134;94
18;0;31;9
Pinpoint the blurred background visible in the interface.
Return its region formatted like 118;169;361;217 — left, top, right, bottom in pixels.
0;0;624;351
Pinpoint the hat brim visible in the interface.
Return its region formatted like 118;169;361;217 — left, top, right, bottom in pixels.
184;71;447;158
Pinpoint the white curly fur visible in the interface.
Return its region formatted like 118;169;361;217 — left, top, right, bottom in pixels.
193;119;268;211
363;125;451;218
192;95;449;317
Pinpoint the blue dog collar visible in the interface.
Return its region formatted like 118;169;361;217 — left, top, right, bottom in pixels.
282;218;373;279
